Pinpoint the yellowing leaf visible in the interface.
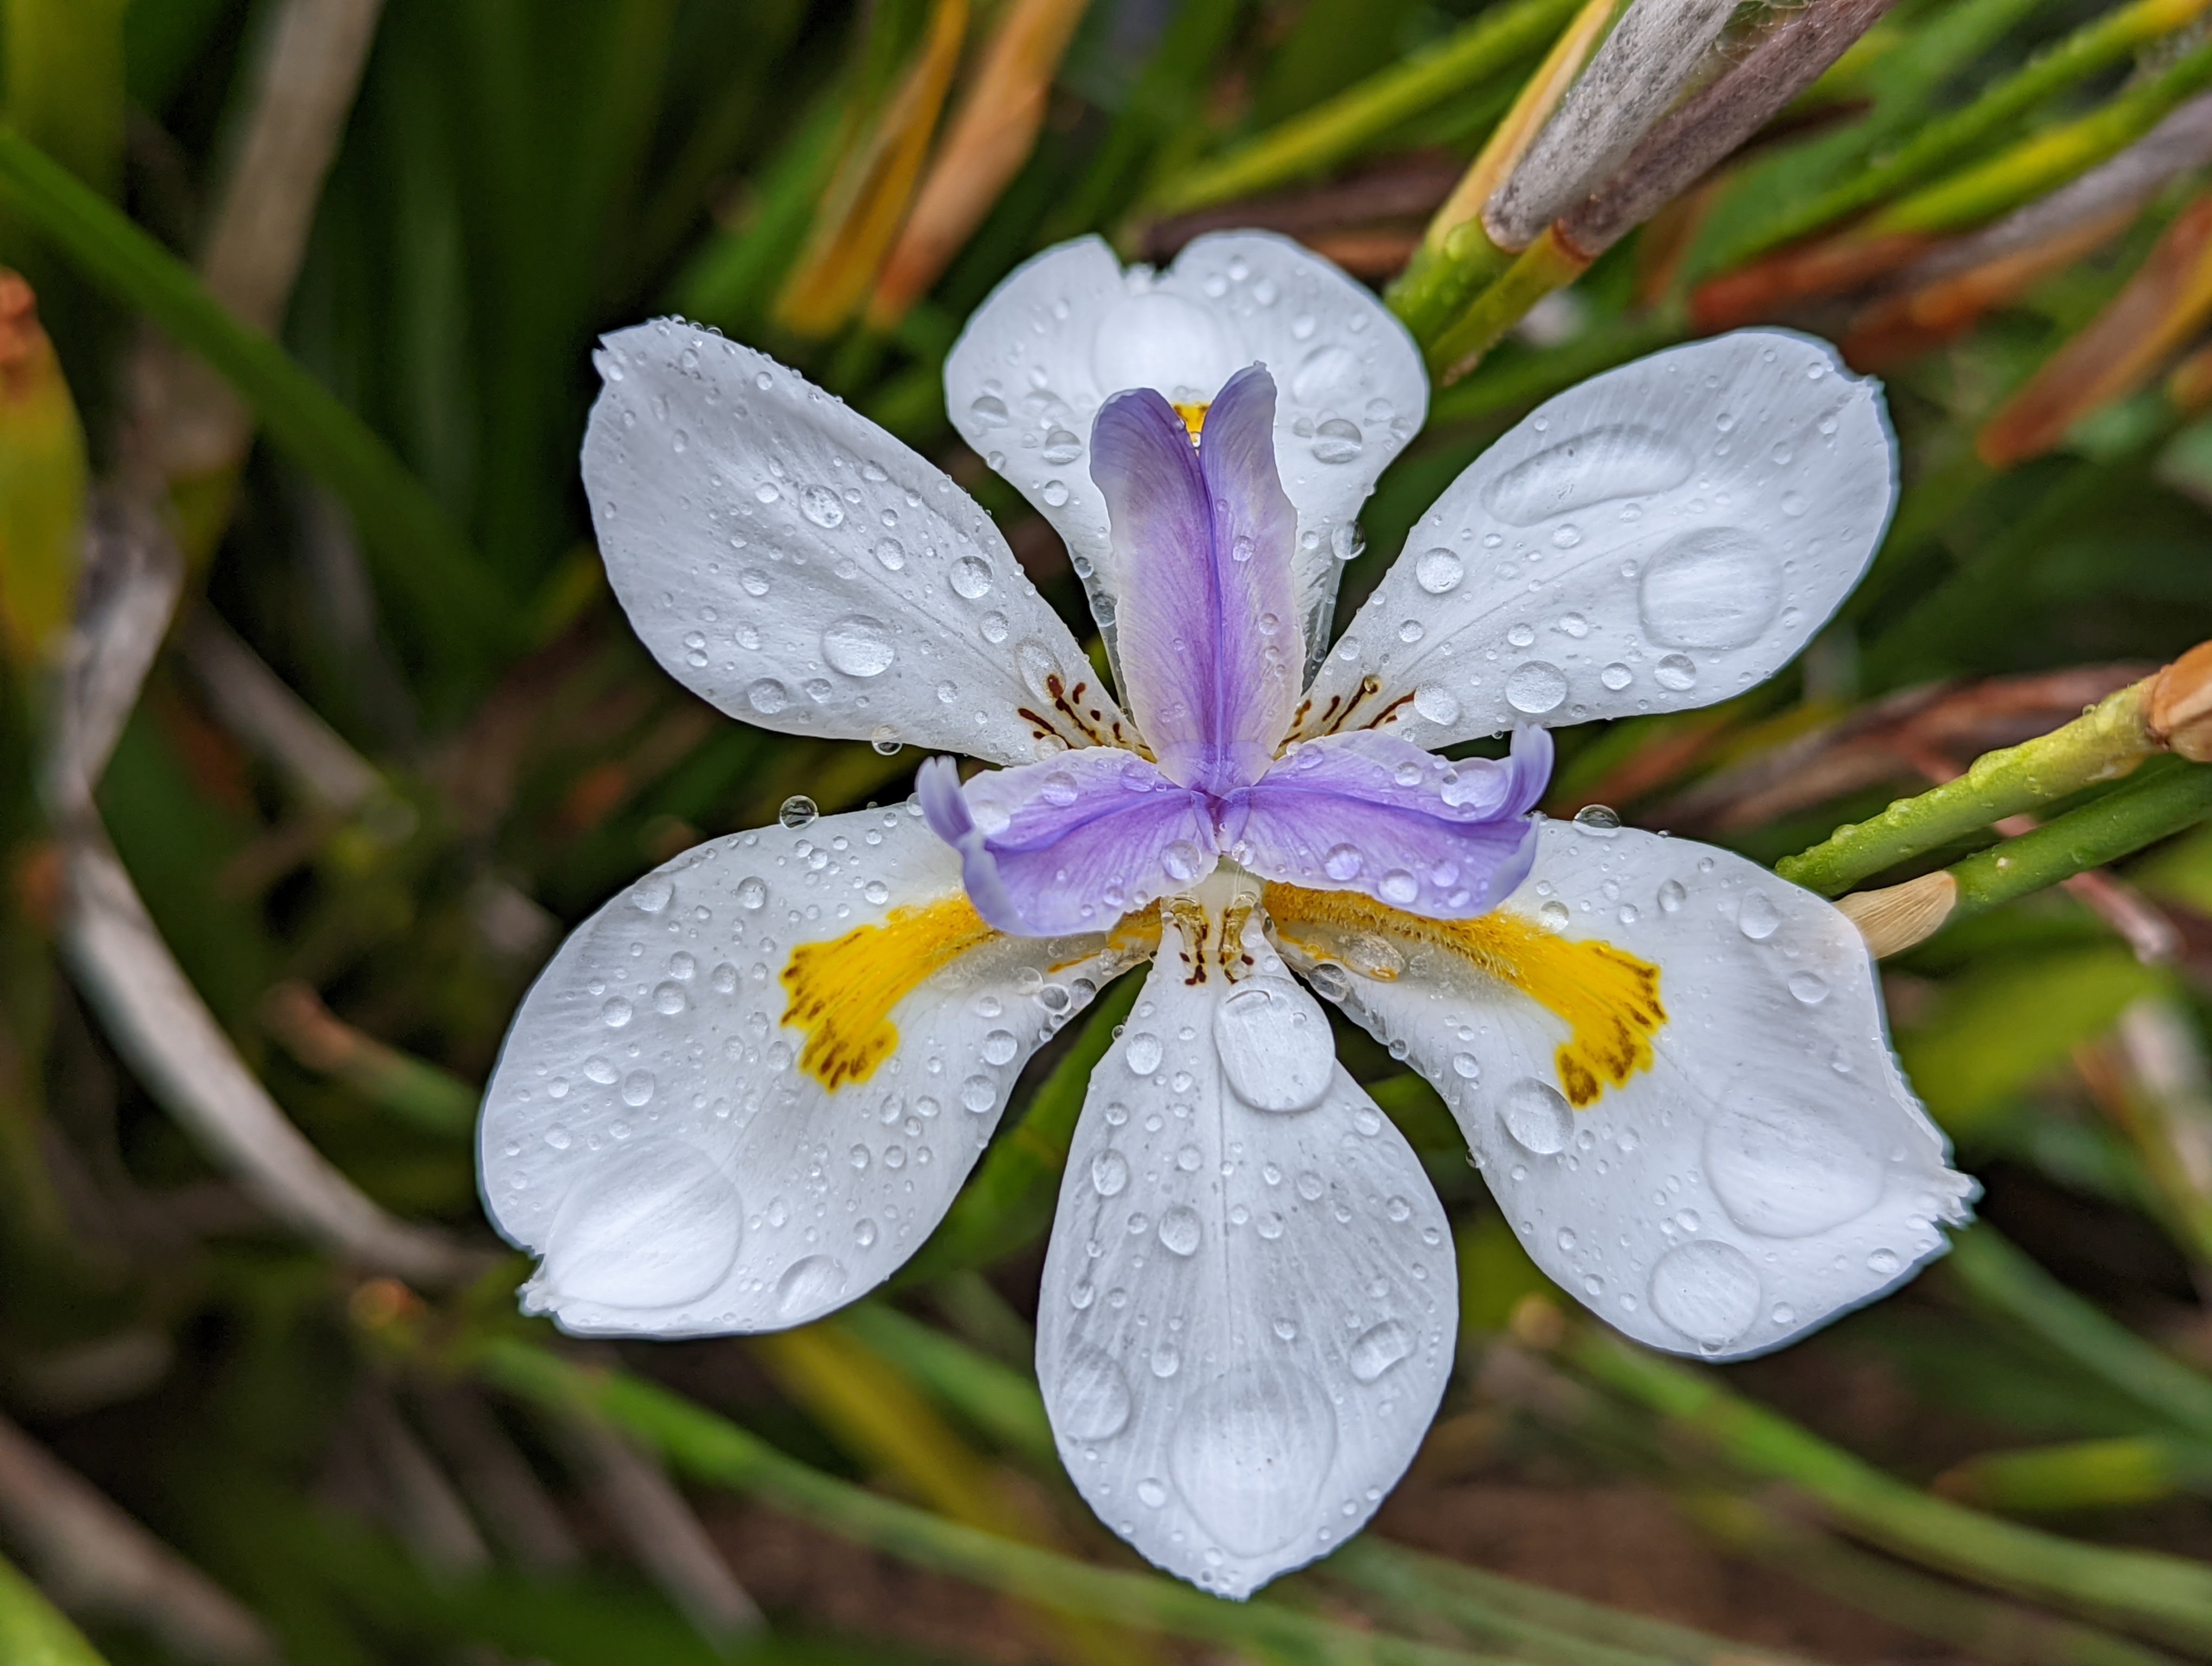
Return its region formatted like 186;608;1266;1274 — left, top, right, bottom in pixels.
0;272;85;669
776;0;969;338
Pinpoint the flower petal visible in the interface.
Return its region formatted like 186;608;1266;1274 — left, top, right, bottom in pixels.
585;322;1129;768
917;750;1216;936
946;233;1426;680
1035;877;1454;1598
1266;822;1976;1360
1298;331;1894;748
480;805;1146;1335
1228;727;1549;918
1095;367;1298;791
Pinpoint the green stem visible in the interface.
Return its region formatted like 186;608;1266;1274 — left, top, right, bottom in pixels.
1144;0;1579;217
897;971;1141;1285
1938;1436;2212;1514
1776;676;2158;895
1682;1489;2187;1666
1566;1328;2212;1650
1944;761;2212;922
0;1552;109;1666
472;1337;1537;1666
1943;1225;2212;1444
0;126;515;672
1868;35;2212;238
1725;0;2212;262
1427;228;1592;381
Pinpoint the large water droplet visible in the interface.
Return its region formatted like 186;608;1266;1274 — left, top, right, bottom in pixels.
1638;528;1781;650
1125;1031;1165;1075
968;393;1011;428
822;615;896;677
1289;343;1358;403
1311;418;1364;465
1041;428;1083;465
1483;425;1693;526
1168;1364;1337;1555
1654;655;1697;693
775;1255;850;1321
1649;1240;1760;1350
1213;981;1333;1113
1500;1079;1572;1155
1737;892;1781;940
779;796;818;830
1092;292;1236;398
1161;840;1206;883
1414;547;1464;594
799;485;845;529
1092;1150;1129;1196
736;876;768;909
748;678;792;715
1348;1319;1412;1383
949;555;994;599
1506;661;1568;715
1158;1207;1202;1256
1413;684;1461;726
541;1143;740;1309
1706;1101;1883;1238
1056;1348;1133;1440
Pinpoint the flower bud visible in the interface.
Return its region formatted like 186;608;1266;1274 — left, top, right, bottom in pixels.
2150;639;2212;762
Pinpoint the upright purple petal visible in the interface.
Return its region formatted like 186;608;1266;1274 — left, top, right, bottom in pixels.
918;749;1217;937
1226;727;1552;919
1092;366;1298;795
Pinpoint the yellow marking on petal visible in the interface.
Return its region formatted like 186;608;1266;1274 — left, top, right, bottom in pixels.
1262;883;1666;1108
781;895;998;1091
1172;400;1210;444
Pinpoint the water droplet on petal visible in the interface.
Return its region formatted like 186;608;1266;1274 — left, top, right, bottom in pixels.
1649;1241;1760;1349
1506;661;1568;715
1169;1364;1336;1555
1639;528;1781;650
1414;548;1464;594
776;1255;850;1320
949;556;994;599
1501;1079;1572;1155
1707;1102;1882;1238
1737;892;1781;940
1348;1320;1412;1383
1159;1207;1201;1256
1125;1031;1164;1075
1654;655;1698;693
780;796;818;830
542;1143;740;1309
748;678;792;715
822;615;896;677
799;485;845;528
1092;1151;1129;1196
1214;982;1333;1113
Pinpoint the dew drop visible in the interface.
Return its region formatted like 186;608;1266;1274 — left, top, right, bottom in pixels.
1500;1079;1572;1155
822;615;896;677
1348;1319;1412;1383
1638;528;1781;650
1414;547;1464;594
1056;1350;1132;1440
949;555;994;599
1213;982;1333;1113
1653;655;1698;693
799;485;844;528
1159;1207;1202;1256
1506;661;1568;715
1737;892;1782;940
748;678;792;716
1092;1150;1129;1196
1125;1032;1165;1075
779;796;818;830
1649;1241;1760;1349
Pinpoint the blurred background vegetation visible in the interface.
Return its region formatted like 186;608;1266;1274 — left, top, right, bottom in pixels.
12;0;2212;1661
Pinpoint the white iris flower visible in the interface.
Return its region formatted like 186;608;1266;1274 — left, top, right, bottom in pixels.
479;232;1976;1599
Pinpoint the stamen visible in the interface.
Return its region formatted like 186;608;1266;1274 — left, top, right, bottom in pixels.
1263;883;1666;1107
781;895;997;1090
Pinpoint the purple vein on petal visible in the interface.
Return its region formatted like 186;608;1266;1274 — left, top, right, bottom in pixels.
1228;726;1554;919
1092;366;1297;797
917;751;1216;938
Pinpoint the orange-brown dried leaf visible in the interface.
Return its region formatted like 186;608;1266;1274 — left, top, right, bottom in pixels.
869;0;1091;328
1689;230;1931;332
776;0;970;338
0;272;87;669
1980;190;2212;468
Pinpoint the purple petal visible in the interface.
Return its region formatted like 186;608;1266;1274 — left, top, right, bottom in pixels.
1092;366;1298;796
918;750;1217;937
1226;727;1552;919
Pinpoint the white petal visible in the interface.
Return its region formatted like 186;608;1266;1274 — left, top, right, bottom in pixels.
1035;884;1454;1597
480;804;1141;1335
1300;331;1894;748
1269;822;1975;1360
585;322;1129;768
946;234;1427;679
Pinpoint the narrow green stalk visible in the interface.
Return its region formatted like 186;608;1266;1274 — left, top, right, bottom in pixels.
837;1302;1055;1463
1868;35;2212;238
1726;0;2212;261
1943;1226;2212;1444
897;971;1141;1284
1944;760;2212;921
1939;1436;2212;1514
1426;316;1679;425
1144;0;1579;217
1567;1328;2212;1649
1324;1539;1804;1666
1777;676;2159;895
0;127;514;670
472;1337;1535;1666
1428;228;1592;381
0;1552;108;1666
1682;1489;2187;1666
